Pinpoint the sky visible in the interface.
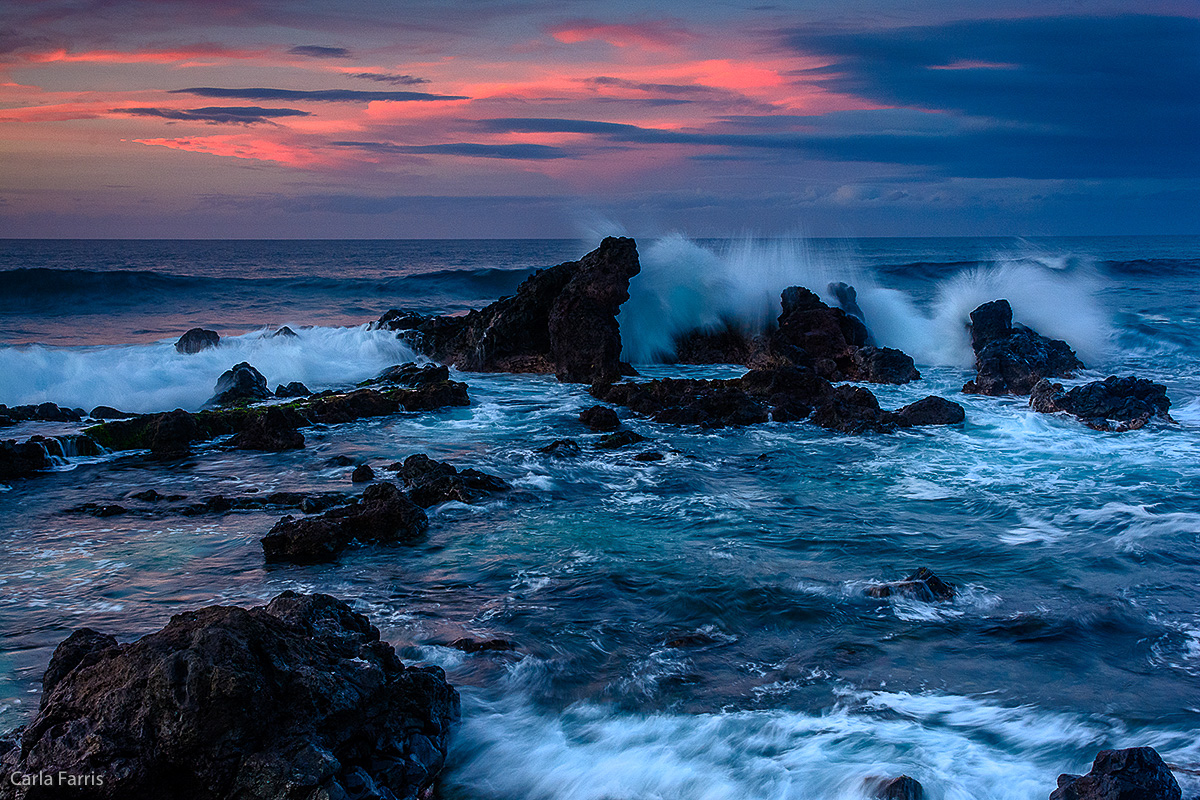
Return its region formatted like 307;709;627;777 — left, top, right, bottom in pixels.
1;0;1197;238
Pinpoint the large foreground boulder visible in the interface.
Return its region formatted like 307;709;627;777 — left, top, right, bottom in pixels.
175;328;220;354
1030;376;1172;431
0;592;459;800
378;237;640;384
962;300;1083;395
0;439;55;480
1050;747;1181;800
208;362;271;406
262;482;428;562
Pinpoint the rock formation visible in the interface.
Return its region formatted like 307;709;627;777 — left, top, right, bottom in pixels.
962;300;1083;395
174;328;219;354
1050;747;1181;800
1030;376;1172;431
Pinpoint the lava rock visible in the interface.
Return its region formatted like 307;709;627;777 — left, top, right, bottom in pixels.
895;395;966;426
351;463;376;483
273;381;311;398
579;405;621;431
67;502;128;517
539;439;582;458
852;346;921;384
1050;747;1181;800
596;430;647;449
1030;376;1172;431
448;637;516;653
962;300;1084;395
1;402;82;423
209;362;271;406
228;406;306;451
0;592;458;800
271;325;297;338
809;385;902;434
672;323;760;365
146;409;202;457
262;482;428;563
866;775;925;800
0;439;55;480
307;389;400;423
866;567;956;602
394;454;509;507
89;405;134;420
174;327;220;354
375;309;428;331
372;362;450;387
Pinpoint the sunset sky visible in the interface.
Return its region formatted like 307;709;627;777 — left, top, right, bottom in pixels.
1;0;1197;238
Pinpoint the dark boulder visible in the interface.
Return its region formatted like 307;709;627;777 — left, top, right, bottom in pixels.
273;381;311;398
89;405;134;419
175;327;219;354
962;300;1084;396
592;378;769;428
866;775;924;800
539;439;582;458
228;406;305;451
271;325;297;338
597;430;647;449
809;385;902;434
375;309;428;331
0;592;458;800
448;637;516;653
866;567;956;602
852;346;921;384
1;402;82;423
672;323;760;365
209;362;271;406
398;237;640;384
633;451;664;462
391;378;470;412
351;463;376;483
768;286;871;381
262;482;428;563
1050;747;1181;800
895;396;966;426
146;409;203;457
828;281;868;327
0;439;55;480
372;362;451;387
1031;376;1172;432
579;405;621;431
393;454;509;507
67;502;128;517
307;389;400;423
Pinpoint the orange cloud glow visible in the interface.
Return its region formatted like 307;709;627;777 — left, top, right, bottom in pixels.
549;21;694;50
132;135;327;167
23;45;267;66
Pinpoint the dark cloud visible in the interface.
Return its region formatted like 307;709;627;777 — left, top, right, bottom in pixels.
587;76;715;95
171;87;467;102
112;106;310;124
330;140;572;160
780;14;1200;178
287;45;351;58
346;72;429;85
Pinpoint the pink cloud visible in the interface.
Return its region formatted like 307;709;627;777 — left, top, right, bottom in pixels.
21;44;267;66
549;20;695;50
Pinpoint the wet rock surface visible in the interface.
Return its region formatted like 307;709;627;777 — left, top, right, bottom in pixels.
579;404;621;431
174;327;219;354
1050;747;1181;800
391;453;510;507
228;406;305;451
0;592;459;800
1030;375;1172;431
962;300;1084;395
208;361;271;406
895;395;967;426
866;567;957;602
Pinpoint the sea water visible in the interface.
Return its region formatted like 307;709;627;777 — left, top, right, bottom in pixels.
1;236;1199;799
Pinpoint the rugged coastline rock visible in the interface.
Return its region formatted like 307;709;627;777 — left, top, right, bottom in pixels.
174;327;220;354
377;237;640;384
0;439;55;480
895;396;967;426
208;361;271;406
0;402;84;424
579;405;621;431
228;406;305;451
962;300;1084;395
1030;375;1173;431
391;453;510;507
262;482;428;562
1050;747;1181;800
0;592;459;800
274;381;310;398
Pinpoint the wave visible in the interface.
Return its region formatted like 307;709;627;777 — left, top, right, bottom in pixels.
618;235;1114;368
0;326;419;413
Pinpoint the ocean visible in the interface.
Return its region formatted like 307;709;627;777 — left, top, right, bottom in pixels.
1;235;1199;799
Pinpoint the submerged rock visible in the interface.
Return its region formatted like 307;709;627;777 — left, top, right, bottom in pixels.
174;327;219;354
209;361;271;406
0;592;458;800
262;482;428;563
962;300;1084;395
895;395;967;426
448;637;516;653
579;404;621;431
539;438;582;458
1031;375;1172;431
1050;747;1181;800
597;430;647;449
380;237;641;384
393;453;509;507
351;463;376;483
866;567;957;602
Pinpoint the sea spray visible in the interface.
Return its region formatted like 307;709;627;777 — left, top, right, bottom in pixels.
0;326;418;413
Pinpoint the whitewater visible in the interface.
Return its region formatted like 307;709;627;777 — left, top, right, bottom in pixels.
1;235;1199;799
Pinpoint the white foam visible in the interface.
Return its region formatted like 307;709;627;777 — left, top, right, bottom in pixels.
0;326;418;413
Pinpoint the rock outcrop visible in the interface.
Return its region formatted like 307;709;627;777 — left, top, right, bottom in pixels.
0;402;83;424
865;567;956;601
227;406;305;451
579;405;621;431
208;362;271;406
1050;747;1181;800
962;300;1083;395
392;454;510;507
174;327;220;354
377;237;640;384
0;439;55;480
895;395;967;426
0;592;458;800
274;381;310;398
262;482;428;562
1030;376;1172;431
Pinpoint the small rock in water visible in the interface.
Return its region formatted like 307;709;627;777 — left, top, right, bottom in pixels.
962;299;1083;396
351;463;376;483
895;396;966;426
866;567;956;602
1050;747;1181;800
865;775;925;800
579;405;621;431
271;325;298;337
448;637;516;653
174;327;219;354
1031;375;1172;432
633;451;664;462
395;453;510;507
328;454;356;467
597;430;647;449
274;381;311;398
539;438;582;458
208;362;271;406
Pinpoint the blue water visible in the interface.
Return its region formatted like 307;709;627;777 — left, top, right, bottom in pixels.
1;236;1199;799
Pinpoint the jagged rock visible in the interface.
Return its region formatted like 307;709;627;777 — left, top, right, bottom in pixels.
307;389;400;422
229;406;305;451
828;281;868;327
146;409;202;457
89;405;134;419
866;567;956;602
175;327;220;354
769;286;870;381
853;346;921;384
209;362;271;406
262;483;428;563
866;775;924;800
271;325;297;337
393;454;509;507
351;463;376;483
539;439;582;458
1030;376;1172;432
0;592;458;800
372;362;450;387
962;300;1084;395
375;309;428;331
388;237;640;384
597;430;647;449
273;381;311;398
809;385;902;434
1050;747;1181;800
592;378;769;428
579;405;620;431
895;395;966;426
